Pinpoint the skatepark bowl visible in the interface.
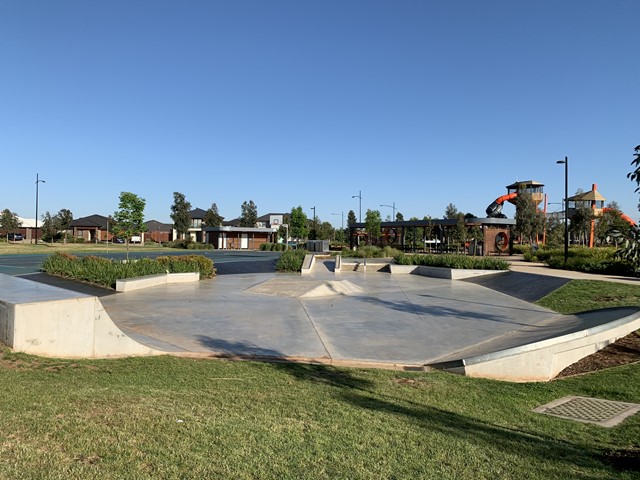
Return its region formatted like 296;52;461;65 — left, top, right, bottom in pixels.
1;255;639;382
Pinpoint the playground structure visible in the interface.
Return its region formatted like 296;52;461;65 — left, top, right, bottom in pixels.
486;180;636;248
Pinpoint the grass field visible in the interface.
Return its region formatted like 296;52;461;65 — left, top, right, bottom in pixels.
0;271;639;478
0;241;167;255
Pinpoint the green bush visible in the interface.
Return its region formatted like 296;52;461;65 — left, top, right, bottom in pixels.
42;253;216;288
341;245;401;258
393;253;509;270
524;246;634;276
276;250;306;272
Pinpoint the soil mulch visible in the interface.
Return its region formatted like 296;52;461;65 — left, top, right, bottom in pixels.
556;330;640;378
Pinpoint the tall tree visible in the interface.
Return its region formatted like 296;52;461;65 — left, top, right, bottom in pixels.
347;210;357;227
364;209;382;245
239;200;258;227
289;206;308;240
615;145;640;271
203;203;223;227
40;211;57;242
395;212;404;222
316;221;334;240
113;192;147;259
56;209;73;243
0;209;21;242
444;203;459;219
171;192;192;240
514;187;542;243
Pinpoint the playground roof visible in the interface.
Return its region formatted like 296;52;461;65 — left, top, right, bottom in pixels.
505;180;545;189
568;190;606;202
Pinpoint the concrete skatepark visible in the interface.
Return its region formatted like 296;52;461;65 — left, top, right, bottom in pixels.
1;254;640;382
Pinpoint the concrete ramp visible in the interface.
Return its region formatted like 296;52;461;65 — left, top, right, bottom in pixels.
429;307;640;382
0;274;161;358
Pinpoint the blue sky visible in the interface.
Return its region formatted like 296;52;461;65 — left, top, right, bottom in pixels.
1;1;638;226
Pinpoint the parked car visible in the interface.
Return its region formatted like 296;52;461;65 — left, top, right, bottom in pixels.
8;233;23;241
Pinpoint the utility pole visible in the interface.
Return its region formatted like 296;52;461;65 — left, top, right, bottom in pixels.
352;190;362;223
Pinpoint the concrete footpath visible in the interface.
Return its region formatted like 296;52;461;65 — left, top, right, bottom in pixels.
96;258;638;368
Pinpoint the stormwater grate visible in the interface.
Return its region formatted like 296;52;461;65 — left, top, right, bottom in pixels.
533;396;640;427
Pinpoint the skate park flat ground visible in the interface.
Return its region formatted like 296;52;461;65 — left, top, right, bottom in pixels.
95;262;597;367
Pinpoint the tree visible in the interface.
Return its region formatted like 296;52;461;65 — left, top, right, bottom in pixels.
570;205;594;246
596;205;631;245
364;209;382;245
615;145;640;270
0;209;21;242
395;212;404;222
316;221;334;240
347;210;357;227
289;206;308;240
56;209;73;243
239;200;258;228
113;192;147;260
444;203;459;219
171;192;191;240
203;203;223;227
514;187;542;244
40;211;57;242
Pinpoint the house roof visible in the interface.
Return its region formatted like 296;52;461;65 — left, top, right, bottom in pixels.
188;208;208;219
69;214;110;229
145;220;173;231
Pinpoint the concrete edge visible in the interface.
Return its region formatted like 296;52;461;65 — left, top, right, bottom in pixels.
116;272;200;292
389;264;506;280
300;254;315;275
334;254;341;274
429;308;640;382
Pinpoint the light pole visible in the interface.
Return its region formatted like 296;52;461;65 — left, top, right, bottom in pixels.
556;156;569;265
35;173;45;244
352;190;362;223
311;206;316;239
380;202;396;221
331;212;344;230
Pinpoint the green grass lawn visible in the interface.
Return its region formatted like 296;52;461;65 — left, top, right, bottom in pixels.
0;242;167;255
0;281;639;479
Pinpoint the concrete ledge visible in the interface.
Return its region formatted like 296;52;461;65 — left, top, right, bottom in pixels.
116;272;200;292
301;254;315;275
0;273;162;358
334;255;341;274
389;264;505;280
429;307;640;382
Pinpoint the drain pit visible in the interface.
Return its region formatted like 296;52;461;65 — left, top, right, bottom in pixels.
534;396;640;427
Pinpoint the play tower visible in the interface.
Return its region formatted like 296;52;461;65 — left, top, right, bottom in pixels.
486;180;546;218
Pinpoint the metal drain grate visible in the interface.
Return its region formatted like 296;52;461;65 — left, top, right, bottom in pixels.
533;396;640;428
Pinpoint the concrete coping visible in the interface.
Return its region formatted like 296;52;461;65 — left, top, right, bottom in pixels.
301;254;315;275
389;264;506;280
116;272;200;292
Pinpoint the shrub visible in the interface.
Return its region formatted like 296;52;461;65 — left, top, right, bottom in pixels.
276;250;306;272
393;253;509;270
42;253;216;288
341;245;400;258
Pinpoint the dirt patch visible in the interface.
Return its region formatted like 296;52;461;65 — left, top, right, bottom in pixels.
556;331;640;378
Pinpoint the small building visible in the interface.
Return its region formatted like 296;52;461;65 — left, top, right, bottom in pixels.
145;220;173;243
69;214;112;242
204;226;277;250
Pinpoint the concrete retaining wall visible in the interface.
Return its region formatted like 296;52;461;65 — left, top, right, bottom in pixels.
116;272;199;292
0;274;161;358
390;264;505;280
431;308;640;382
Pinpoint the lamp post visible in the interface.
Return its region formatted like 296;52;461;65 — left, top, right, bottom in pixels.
311;206;316;239
380;202;396;221
352;190;362;223
556;156;569;265
35;173;45;244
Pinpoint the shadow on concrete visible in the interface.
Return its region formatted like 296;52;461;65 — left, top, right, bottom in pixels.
354;295;539;327
463;271;571;302
195;336;287;358
215;259;278;275
21;272;116;297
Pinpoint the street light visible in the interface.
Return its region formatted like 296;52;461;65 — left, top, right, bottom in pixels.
556;156;569;265
35;173;45;244
311;206;316;238
352;190;362;223
380;202;396;220
331;212;344;230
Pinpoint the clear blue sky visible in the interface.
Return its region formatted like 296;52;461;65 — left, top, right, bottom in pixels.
1;0;638;226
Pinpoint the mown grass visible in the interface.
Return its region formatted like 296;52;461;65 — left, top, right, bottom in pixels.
0;242;166;255
536;279;640;314
0;349;638;480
